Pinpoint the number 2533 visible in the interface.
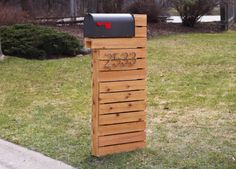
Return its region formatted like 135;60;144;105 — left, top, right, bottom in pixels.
104;52;137;69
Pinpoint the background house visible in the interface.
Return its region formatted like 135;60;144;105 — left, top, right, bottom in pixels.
0;0;235;29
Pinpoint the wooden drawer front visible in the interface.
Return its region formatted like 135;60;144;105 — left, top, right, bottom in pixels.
99;111;146;125
99;101;146;115
98;121;146;136
99;131;146;147
100;80;146;93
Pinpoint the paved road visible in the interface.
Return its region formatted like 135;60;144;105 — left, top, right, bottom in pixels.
0;139;75;169
167;15;221;23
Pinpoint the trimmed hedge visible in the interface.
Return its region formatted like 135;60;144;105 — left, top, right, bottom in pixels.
0;24;82;59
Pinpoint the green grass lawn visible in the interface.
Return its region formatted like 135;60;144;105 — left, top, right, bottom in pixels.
0;31;236;169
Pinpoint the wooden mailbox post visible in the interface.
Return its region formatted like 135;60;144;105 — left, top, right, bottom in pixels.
85;14;147;157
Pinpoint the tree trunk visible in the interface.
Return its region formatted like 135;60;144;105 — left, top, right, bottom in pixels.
70;0;77;24
0;39;4;60
70;0;77;17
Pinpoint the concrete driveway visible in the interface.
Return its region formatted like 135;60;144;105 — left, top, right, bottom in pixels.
0;139;75;169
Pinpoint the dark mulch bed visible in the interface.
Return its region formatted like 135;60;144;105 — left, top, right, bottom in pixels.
52;22;223;41
54;25;84;38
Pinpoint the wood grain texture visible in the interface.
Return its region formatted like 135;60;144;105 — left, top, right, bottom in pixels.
135;26;147;38
84;38;92;48
98;141;146;156
99;90;146;104
99;111;146;125
100;80;146;93
134;14;147;27
99;131;146;146
99;101;146;115
98;69;146;82
99;58;146;71
86;38;146;49
98;49;146;60
91;50;99;156
98;121;146;136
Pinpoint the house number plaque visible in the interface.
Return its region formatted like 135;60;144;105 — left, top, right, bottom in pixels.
104;52;137;69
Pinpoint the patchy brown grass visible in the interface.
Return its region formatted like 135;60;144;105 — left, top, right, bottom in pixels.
0;31;235;168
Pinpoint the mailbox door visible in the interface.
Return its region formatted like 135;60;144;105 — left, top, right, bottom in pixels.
84;14;135;38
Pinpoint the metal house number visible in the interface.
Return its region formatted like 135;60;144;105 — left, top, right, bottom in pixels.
104;52;137;69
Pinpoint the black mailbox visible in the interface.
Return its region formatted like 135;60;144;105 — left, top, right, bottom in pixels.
84;14;135;38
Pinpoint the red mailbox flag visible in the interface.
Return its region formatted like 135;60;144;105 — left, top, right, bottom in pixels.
96;22;112;29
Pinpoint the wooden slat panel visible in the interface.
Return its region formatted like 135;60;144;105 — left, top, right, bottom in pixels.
89;14;147;156
99;90;146;104
88;38;146;49
134;15;147;27
100;80;146;93
98;69;146;82
98;49;146;60
99;111;146;125
99;59;146;71
99;131;146;146
135;27;147;38
98;121;146;136
98;141;145;156
91;50;100;156
100;101;146;115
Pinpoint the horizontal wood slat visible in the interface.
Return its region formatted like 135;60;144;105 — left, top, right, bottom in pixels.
135;27;147;38
98;69;146;82
99;90;146;104
99;111;146;125
99;131;146;147
98;49;146;60
98;141;145;156
134;14;147;27
100;101;146;115
99;59;146;71
85;38;146;49
98;121;146;136
100;80;146;93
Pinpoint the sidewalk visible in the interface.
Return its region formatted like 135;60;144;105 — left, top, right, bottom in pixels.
167;15;221;23
0;139;75;169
